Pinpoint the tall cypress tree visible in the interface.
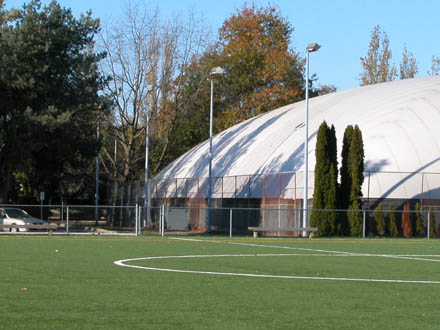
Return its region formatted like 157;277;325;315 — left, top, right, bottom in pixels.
327;125;339;234
310;122;329;235
348;125;365;236
388;205;399;237
429;208;436;238
375;202;386;236
415;202;425;237
339;125;354;234
310;121;338;236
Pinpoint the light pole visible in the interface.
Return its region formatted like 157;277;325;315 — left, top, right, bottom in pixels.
144;86;154;228
95;105;101;226
95;126;99;226
303;43;320;236
144;107;150;226
208;66;224;233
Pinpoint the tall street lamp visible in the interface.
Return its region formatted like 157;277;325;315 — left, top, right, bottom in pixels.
208;66;224;233
144;106;150;229
95;105;101;226
303;43;320;236
144;86;154;229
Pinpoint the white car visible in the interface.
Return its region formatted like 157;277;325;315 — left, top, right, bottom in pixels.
0;208;48;232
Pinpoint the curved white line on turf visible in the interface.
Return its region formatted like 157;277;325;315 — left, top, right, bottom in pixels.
114;254;440;284
171;238;440;263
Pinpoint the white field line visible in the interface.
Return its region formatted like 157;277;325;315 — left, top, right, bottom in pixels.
171;237;440;263
114;254;440;285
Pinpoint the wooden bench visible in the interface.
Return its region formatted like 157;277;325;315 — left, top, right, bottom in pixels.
248;226;318;238
0;224;58;235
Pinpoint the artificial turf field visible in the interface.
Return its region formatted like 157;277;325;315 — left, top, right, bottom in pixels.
1;235;440;329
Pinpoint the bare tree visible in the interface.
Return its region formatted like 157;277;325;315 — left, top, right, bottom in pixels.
99;1;211;182
400;44;418;79
359;25;397;86
428;56;440;76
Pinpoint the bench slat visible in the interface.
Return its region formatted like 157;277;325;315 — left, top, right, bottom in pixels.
248;227;317;232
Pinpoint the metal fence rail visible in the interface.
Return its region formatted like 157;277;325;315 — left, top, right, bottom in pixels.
149;205;440;239
1;204;439;239
0;204;142;236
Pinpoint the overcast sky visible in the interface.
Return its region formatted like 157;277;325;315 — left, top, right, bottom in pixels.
5;0;440;91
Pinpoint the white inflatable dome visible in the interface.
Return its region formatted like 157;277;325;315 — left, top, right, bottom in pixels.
156;76;440;201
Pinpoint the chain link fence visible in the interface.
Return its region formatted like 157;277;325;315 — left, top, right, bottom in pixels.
0;204;140;235
151;206;440;239
1;203;439;239
109;170;440;210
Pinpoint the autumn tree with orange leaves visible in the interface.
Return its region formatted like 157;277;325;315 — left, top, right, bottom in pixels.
169;4;324;166
401;202;413;238
214;4;306;130
164;4;336;173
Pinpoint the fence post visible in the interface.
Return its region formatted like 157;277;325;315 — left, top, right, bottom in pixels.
143;203;147;228
138;204;142;236
163;205;165;237
427;210;430;240
66;206;69;235
363;210;366;239
159;205;162;236
135;204;139;236
229;208;232;238
161;205;165;237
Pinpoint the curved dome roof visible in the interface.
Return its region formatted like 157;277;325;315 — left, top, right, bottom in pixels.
157;76;440;200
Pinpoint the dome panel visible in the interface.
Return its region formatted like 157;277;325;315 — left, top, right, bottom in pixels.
157;76;440;200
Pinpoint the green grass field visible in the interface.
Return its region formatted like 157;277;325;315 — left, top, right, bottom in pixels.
1;235;440;329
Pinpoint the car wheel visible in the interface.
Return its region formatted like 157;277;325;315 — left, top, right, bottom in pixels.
11;224;19;233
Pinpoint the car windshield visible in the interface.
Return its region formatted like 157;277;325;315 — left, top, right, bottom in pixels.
4;209;32;219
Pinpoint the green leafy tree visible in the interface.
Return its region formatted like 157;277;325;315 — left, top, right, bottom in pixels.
388;205;399;237
347;126;365;236
359;25;397;86
375;203;386;236
160;53;218;170
401;202;413;238
415;202;425;236
314;84;337;96
310;121;338;236
0;0;107;203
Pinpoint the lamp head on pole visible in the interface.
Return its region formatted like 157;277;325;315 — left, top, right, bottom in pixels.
210;66;225;77
306;43;321;53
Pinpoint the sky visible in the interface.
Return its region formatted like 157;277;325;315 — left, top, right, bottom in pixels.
4;0;440;91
